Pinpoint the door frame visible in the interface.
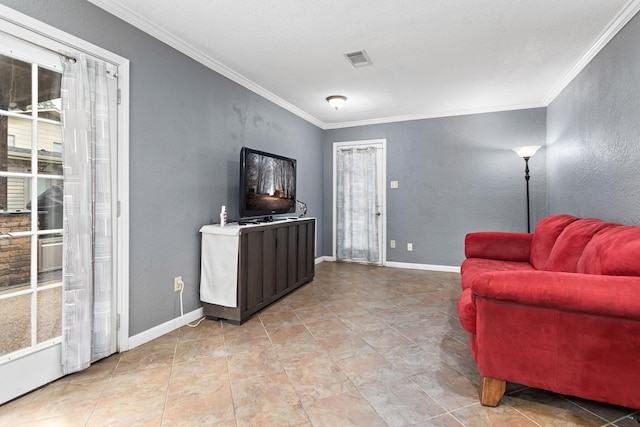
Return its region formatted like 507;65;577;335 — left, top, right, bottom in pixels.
332;139;387;265
0;5;130;403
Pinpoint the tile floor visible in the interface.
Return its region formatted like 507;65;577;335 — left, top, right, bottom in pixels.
1;262;638;426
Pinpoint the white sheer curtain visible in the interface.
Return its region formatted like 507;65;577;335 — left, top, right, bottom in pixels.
60;54;112;374
336;146;379;262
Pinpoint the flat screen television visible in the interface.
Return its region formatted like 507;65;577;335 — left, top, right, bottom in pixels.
239;147;296;220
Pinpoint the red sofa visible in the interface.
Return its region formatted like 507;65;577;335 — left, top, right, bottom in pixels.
457;214;640;409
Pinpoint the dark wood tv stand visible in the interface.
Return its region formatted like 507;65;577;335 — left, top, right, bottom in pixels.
199;218;315;324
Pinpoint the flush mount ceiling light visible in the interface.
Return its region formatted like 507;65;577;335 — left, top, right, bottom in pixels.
326;95;347;110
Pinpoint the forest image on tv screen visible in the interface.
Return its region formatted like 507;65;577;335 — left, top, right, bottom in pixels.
245;152;295;212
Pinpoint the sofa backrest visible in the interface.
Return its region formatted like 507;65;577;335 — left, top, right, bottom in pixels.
532;215;640;275
544;218;618;272
577;226;640;275
530;215;579;270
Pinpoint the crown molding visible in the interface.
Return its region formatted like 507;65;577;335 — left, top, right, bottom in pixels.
322;101;546;130
543;0;640;105
87;0;325;129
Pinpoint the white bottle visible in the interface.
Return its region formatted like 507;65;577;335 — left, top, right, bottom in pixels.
220;205;227;227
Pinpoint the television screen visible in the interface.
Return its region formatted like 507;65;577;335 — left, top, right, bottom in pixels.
239;147;296;219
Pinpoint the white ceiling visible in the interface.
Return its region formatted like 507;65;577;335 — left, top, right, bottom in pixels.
89;0;640;129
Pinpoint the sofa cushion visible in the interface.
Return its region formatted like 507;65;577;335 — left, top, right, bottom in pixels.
544;218;618;272
529;215;579;270
577;226;640;276
461;258;535;290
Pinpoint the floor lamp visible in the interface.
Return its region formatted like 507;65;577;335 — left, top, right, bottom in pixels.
513;145;541;233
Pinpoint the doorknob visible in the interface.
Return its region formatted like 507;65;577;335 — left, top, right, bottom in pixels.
376;212;381;216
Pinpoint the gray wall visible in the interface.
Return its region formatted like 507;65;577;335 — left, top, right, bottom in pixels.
11;0;638;338
324;108;547;266
1;0;325;336
546;13;640;224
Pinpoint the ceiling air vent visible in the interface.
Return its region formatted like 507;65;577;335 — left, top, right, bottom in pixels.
344;49;372;67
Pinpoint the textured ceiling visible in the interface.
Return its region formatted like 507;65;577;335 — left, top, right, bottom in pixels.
89;0;640;129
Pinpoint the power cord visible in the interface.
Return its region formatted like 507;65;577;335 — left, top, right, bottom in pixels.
178;279;206;328
296;200;307;217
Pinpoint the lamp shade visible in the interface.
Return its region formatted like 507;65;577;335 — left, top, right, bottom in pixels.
512;145;541;159
326;95;347;110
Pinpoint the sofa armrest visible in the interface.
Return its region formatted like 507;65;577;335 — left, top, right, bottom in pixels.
465;232;532;262
472;270;640;321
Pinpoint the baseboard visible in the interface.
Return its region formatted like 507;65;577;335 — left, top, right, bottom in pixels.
128;307;204;350
384;261;460;273
317;257;460;272
316;255;460;273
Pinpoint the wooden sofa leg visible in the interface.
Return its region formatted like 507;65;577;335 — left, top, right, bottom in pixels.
480;377;506;407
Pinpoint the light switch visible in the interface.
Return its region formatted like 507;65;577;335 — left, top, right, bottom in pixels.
390;181;399;189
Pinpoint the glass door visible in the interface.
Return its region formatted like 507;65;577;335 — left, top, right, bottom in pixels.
0;5;129;405
0;26;122;403
0;48;66;401
333;140;386;265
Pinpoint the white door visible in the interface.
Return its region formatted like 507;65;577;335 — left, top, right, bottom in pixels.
0;22;122;404
333;139;386;265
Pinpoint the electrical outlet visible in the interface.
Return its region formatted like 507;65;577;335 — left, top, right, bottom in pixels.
390;240;396;248
390;180;399;189
174;276;183;292
407;243;413;251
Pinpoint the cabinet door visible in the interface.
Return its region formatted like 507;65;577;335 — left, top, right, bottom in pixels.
242;227;283;316
275;226;289;294
296;220;314;283
262;228;277;301
296;223;308;286
306;220;316;279
287;224;299;289
244;230;266;314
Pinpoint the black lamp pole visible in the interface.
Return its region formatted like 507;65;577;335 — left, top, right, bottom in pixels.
513;145;540;234
523;156;531;233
